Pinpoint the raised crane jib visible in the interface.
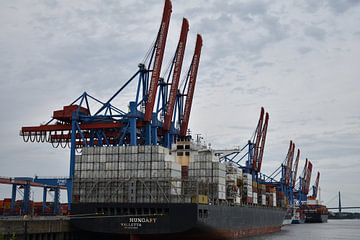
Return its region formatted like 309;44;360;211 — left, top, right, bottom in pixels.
312;171;320;198
304;160;313;195
292;149;300;188
180;34;203;137
144;0;172;122
252;107;264;170
285;141;295;186
163;18;189;131
256;112;269;172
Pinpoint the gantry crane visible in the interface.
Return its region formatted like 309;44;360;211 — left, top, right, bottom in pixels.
308;171;320;200
19;0;202;209
295;158;313;205
218;107;270;182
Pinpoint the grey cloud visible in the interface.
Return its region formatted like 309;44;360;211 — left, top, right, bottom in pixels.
231;86;273;96
297;46;312;54
304;26;327;41
325;0;360;13
253;61;274;68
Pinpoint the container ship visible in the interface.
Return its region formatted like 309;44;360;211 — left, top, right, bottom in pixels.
17;0;288;238
70;140;286;239
302;200;328;223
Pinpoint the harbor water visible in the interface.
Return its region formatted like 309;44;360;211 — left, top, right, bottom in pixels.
244;220;360;240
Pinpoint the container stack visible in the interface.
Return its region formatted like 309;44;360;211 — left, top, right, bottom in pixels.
73;145;182;204
243;173;253;204
257;184;266;206
265;186;277;207
212;162;226;200
225;163;242;204
252;180;258;204
188;150;226;201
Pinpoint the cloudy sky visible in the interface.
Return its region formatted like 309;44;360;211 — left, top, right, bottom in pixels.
0;0;359;209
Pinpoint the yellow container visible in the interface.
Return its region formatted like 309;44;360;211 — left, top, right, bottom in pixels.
191;195;209;204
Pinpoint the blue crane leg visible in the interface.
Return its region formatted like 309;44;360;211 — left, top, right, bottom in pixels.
42;187;47;214
22;183;31;215
11;184;16;211
129;101;137;146
53;188;60;215
151;113;158;145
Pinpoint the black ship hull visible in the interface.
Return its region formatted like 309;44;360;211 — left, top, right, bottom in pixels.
304;212;328;223
71;203;286;239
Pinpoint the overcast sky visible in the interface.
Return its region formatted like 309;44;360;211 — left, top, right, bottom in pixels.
0;0;359;209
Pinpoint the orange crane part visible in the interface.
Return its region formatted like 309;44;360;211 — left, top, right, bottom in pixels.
144;0;172;122
180;34;203;137
163;18;189;131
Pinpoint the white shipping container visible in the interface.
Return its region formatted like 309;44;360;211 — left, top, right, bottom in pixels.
262;194;266;206
218;191;226;200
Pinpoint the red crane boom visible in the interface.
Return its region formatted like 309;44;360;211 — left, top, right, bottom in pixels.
313;171;320;198
292;149;300;188
304;159;313;195
163;18;189;131
252;108;264;170
285;141;295;186
257;112;269;172
180;34;203;137
144;0;172;122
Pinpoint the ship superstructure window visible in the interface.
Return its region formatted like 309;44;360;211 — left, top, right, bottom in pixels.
204;210;208;218
199;209;203;218
177;145;184;149
185;145;190;149
185;152;190;156
177;152;184;156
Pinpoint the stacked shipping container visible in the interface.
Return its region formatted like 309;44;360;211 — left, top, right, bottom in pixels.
73;145;182;203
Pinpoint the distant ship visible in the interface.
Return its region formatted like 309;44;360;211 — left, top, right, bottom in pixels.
302;200;328;223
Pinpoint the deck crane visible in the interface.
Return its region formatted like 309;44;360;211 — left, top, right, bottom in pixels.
19;0;203;209
179;34;203;138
